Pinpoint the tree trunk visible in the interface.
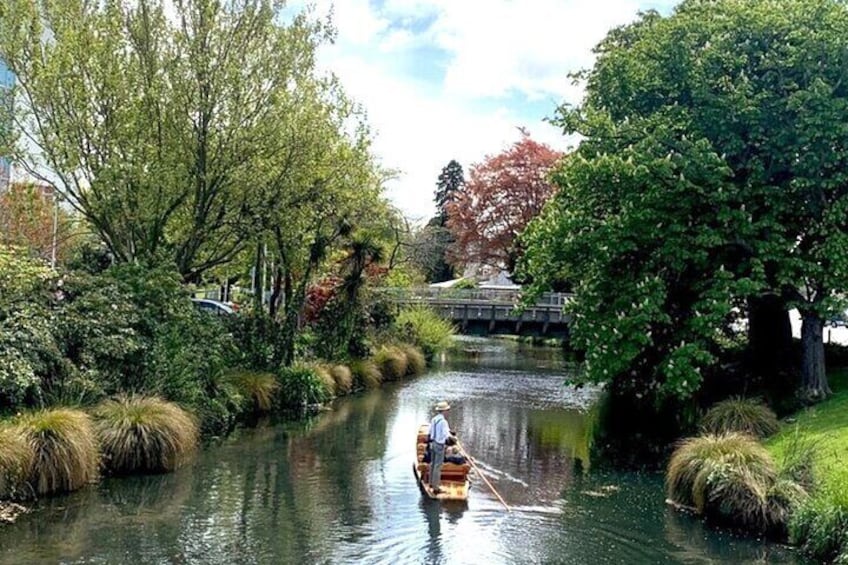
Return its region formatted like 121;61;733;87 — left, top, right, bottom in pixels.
252;241;264;313
269;265;283;320
800;310;831;401
747;294;792;376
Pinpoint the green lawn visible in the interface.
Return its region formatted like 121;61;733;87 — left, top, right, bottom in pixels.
768;369;848;497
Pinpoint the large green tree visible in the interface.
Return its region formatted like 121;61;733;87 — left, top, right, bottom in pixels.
248;76;383;365
520;0;848;404
0;0;332;280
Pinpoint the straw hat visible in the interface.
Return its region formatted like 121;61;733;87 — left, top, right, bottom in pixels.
433;401;451;412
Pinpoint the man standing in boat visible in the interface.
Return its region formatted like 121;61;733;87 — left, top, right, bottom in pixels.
429;401;454;494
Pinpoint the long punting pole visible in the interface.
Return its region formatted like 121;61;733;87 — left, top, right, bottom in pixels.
457;441;511;512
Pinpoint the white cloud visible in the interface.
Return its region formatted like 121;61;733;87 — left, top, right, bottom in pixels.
294;0;674;219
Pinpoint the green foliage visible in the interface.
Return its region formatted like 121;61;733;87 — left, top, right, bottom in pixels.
789;482;848;563
666;433;804;534
435;159;465;223
452;278;476;290
399;344;426;376
0;251;246;435
225;313;279;372
0;0;341;279
768;370;848;488
312;292;361;361
277;365;331;409
408;224;455;283
192;388;243;439
768;371;848;558
349;359;382;389
0;245;58;408
92;395;199;475
48;270;143;404
144;308;233;404
519;0;848;402
776;427;819;492
16;408;99;496
373;346;408;382
225;371;279;413
393;305;455;361
383;264;424;288
0;423;32;500
700;398;780;439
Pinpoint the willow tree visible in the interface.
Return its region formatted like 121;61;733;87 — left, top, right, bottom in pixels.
0;0;332;280
520;0;848;404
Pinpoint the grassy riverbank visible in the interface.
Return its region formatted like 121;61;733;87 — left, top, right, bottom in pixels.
766;370;848;562
663;368;848;561
767;370;848;485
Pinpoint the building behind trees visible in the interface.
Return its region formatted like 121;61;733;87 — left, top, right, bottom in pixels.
0;59;13;192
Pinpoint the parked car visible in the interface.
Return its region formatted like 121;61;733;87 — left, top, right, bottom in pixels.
828;311;848;327
191;298;235;315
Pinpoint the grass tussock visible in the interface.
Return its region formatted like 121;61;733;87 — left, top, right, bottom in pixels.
373;346;408;382
0;424;33;500
310;365;336;397
399;344;426;376
666;433;804;534
330;365;353;395
93;396;199;475
701;397;780;439
767;370;848;561
350;359;382;389
227;371;279;413
17;408;99;496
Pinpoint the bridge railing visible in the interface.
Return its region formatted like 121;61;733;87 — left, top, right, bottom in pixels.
382;287;572;309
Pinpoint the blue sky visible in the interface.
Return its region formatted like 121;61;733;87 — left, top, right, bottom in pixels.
297;0;679;220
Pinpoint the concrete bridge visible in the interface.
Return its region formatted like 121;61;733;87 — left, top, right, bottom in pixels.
387;288;573;337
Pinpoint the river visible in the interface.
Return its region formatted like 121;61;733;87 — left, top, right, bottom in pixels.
0;338;803;564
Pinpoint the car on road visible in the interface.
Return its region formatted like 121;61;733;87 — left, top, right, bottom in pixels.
190;298;236;315
828;312;848;327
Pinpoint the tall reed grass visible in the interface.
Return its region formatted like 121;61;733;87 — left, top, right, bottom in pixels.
349;360;382;389
330;365;353;394
666;433;804;533
399;344;426;376
17;408;99;495
789;474;848;562
0;424;33;500
93;396;199;475
227;371;279;413
700;397;780;439
311;365;337;397
374;345;408;382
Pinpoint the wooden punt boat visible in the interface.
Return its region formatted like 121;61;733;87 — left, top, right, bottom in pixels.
413;424;471;501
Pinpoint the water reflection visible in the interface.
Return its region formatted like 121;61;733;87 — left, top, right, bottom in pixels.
0;340;802;564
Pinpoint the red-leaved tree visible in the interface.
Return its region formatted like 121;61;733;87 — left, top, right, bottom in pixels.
0;182;73;263
446;132;562;272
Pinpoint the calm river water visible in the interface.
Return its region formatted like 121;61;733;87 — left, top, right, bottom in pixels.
0;338;803;564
